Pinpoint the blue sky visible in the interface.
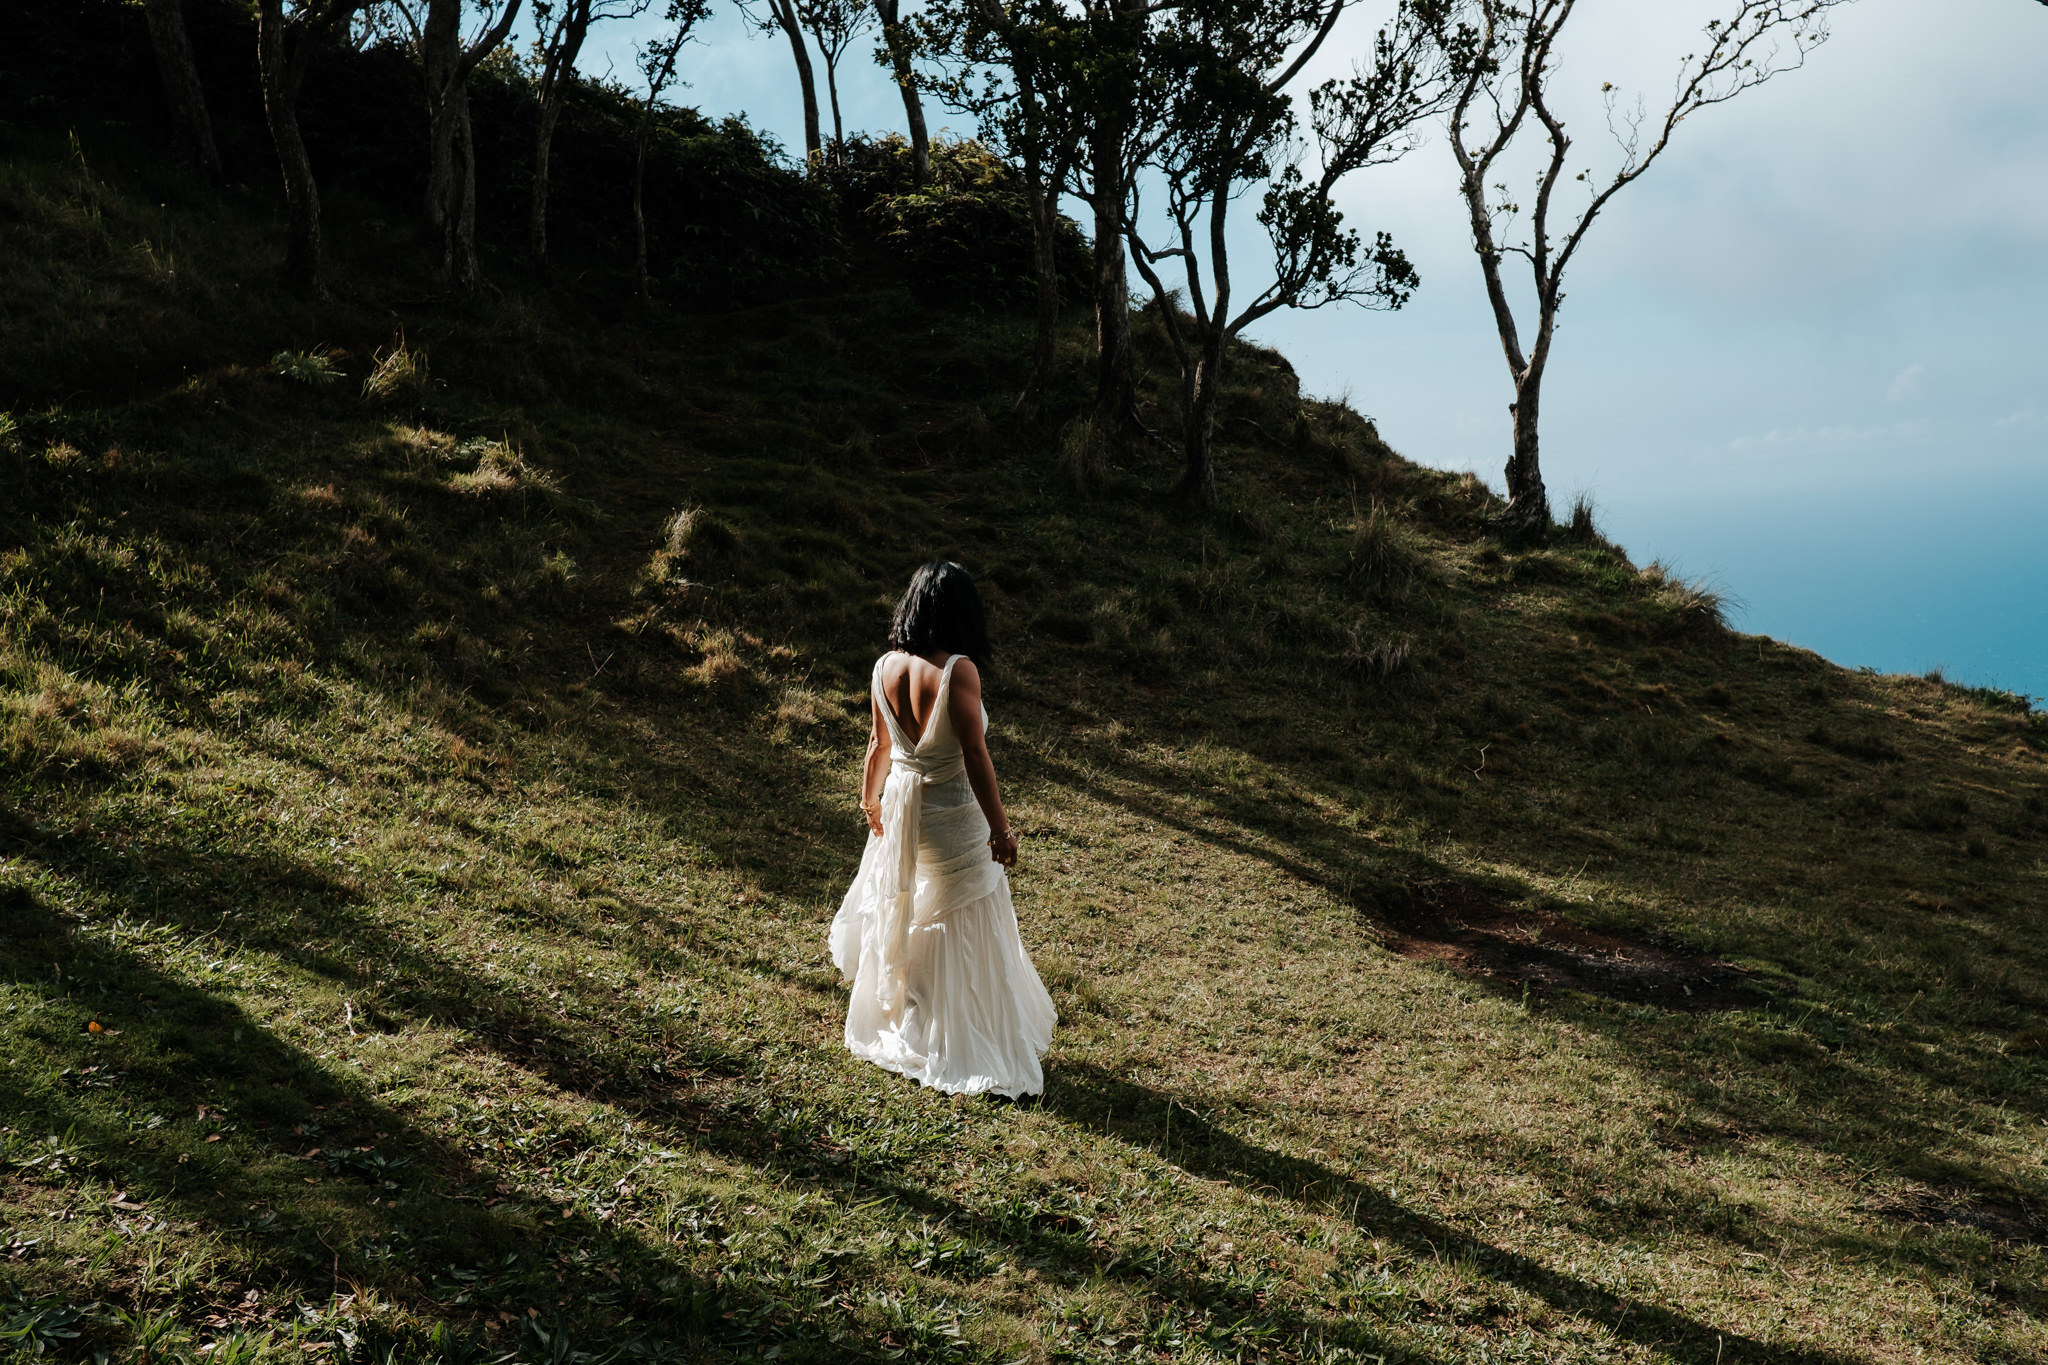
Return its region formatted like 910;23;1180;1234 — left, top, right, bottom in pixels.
539;0;2048;698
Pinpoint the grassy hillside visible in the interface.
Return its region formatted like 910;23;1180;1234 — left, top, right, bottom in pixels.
3;134;2046;1365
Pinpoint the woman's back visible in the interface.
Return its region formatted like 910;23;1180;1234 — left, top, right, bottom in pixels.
875;651;957;748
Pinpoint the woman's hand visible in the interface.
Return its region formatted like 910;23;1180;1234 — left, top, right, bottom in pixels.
862;799;883;838
989;828;1018;868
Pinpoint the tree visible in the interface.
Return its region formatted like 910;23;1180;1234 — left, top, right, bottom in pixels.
797;0;876;156
142;0;224;182
395;0;525;295
1124;0;1449;501
920;0;1092;421
1445;0;1848;539
874;0;933;181
633;0;713;300
1073;0;1148;440
256;0;361;296
755;0;827;165
531;0;651;270
920;0;1178;441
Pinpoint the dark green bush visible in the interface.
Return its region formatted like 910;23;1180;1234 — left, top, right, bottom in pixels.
825;135;1091;311
0;0;842;307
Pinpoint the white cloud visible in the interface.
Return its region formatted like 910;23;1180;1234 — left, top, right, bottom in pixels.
1727;420;1932;456
1885;362;1926;404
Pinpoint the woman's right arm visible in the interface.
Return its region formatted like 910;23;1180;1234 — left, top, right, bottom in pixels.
859;696;889;837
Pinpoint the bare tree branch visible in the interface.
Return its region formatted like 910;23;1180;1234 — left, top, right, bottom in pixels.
1443;0;1851;538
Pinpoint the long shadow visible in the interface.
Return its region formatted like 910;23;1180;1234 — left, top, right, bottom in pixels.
599;1073;1457;1365
4;805;1452;1362
1024;736;2048;1228
6;744;1453;1362
0;878;889;1360
1043;1062;1864;1365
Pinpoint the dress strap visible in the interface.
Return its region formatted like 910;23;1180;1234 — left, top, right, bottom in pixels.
871;656;911;751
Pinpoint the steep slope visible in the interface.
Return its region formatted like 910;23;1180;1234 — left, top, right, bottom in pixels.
2;138;2045;1364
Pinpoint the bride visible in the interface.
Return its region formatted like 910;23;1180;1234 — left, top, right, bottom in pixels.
829;561;1056;1098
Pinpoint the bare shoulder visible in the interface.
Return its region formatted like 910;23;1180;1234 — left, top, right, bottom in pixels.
950;656;982;690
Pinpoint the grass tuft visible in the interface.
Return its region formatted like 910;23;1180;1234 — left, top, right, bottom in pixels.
361;337;432;404
1346;501;1436;599
272;349;345;386
1639;558;1731;636
647;505;745;590
1054;415;1109;494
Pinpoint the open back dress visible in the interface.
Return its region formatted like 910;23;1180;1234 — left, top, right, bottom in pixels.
829;653;1056;1097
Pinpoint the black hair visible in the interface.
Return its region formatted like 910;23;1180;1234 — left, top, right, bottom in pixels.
887;561;992;672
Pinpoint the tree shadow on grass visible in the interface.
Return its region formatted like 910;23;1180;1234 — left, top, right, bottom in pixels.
0;875;892;1361
1024;741;2048;1295
4;804;1449;1363
1042;1061;1862;1365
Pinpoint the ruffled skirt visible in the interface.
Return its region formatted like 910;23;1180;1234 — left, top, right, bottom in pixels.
830;871;1056;1098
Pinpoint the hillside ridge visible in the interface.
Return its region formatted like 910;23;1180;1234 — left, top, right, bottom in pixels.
2;129;2045;1365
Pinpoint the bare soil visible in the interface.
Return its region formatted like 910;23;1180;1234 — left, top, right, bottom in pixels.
1366;881;1769;1012
1872;1190;2046;1248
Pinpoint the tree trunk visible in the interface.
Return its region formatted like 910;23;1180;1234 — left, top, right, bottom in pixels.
771;0;823;168
450;84;481;295
1175;329;1224;504
1453;150;1550;541
422;0;462;240
531;1;591;271
634;110;655;301
824;57;844;154
421;0;520;291
1497;374;1551;540
531;94;561;268
874;0;929;183
1088;122;1134;437
255;0;326;296
142;0;223;182
1017;169;1060;424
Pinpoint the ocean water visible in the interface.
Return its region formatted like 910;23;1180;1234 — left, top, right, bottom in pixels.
1611;476;2048;704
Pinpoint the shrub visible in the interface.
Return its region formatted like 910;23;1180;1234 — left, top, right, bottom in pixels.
826;135;1091;311
649;115;845;306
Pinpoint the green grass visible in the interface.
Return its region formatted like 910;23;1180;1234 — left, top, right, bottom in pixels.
1;135;2045;1365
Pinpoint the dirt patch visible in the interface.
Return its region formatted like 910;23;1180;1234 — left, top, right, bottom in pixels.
1362;881;1767;1012
1870;1190;2045;1246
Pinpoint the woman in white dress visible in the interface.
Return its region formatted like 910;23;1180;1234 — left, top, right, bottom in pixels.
829;561;1056;1098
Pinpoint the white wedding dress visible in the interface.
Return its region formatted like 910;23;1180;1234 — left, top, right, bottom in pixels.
830;653;1056;1097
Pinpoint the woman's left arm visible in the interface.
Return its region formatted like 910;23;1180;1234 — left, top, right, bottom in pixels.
860;697;889;837
949;661;1017;867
